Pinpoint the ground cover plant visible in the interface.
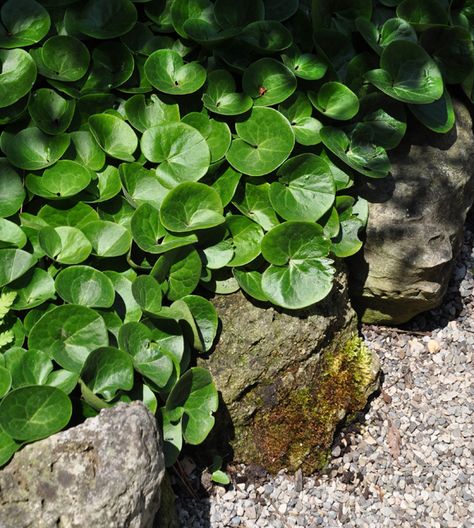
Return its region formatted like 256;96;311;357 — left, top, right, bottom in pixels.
0;0;473;469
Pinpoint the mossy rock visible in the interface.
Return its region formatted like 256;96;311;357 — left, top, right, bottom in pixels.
200;263;380;474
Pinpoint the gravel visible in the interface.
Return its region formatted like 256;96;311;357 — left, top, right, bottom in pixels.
175;214;474;528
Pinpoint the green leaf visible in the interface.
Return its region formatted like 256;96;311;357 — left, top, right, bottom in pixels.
260;222;334;309
181;295;218;352
0;160;25;219
144;49;206;95
0;219;27;249
131;275;162;315
131;203;197;255
0;386;71;441
214;0;264;29
55;266;116;308
0;429;19;466
239;21;293;53
365;41;443;104
152;247;202;301
225;215;263;267
1;128;70;171
160;182;224;233
69;131;106;171
26;160;93;199
233;269;268;302
82;220;132;257
165;367;218;444
29;304;109;373
211;469;230;485
181;113;231;163
243;58;297;107
6;268;55;310
0;249;37;287
120;163;169;208
408;88;455;133
309;82;359;121
66;0;138;39
45;369;79;395
0;0;51;48
263;0;298;21
0;367;12;398
28;89;75;135
141;122;210;187
80;347;134;400
202;69;253;116
226;107;295;177
269;154;335;222
124;94;180;133
169;0;213;38
161;407;182;467
281;48;327;81
36;36;90;82
37;202;99;229
209;165;241;206
89;113;138;162
0;49;37;109
104;270;142;323
396;0;448;31
39;226;92;264
232;181;279;231
10;349;53;388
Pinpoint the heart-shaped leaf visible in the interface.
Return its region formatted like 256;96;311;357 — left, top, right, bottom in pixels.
160;182;224;232
89;113;138;162
408;88;455;133
28;89;76;136
202;69;253;116
35;36;90;82
124;94;180;133
233;269;268;302
144;49;206;95
239;21;293;53
131;275;163;315
309;82;359;121
0;386;71;442
282;48;327;80
29;304;108;372
226;107;295;176
269;154;335;222
82;220;132;257
0;50;37;109
181;112;231;163
5;268;55;310
55;266;116;308
0;219;27;249
10;349;53;388
141;122;210;187
1;128;70;171
260;221;335;309
0;160;25;219
0;0;51;49
165;367;218;444
0;249;37;287
39;226;92;264
180;295;218;352
396;0;448;31
232;181;280;231
225;215;263;267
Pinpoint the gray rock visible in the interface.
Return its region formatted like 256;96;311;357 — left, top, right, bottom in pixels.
0;402;165;528
349;98;474;324
201;264;380;474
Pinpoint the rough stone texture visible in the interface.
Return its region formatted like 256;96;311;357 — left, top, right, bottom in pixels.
349;97;474;325
200;264;380;475
0;402;165;528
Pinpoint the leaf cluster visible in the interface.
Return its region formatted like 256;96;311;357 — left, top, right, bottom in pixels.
0;0;472;466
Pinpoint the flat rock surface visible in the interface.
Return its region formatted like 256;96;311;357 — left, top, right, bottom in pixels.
176;211;474;527
0;401;165;528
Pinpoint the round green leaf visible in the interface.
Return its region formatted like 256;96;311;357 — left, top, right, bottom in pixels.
240;21;293;53
104;270;142;324
37;202;99;229
0;429;19;466
309;82;359;121
6;268;55;310
365;41;443;104
69;131;106;171
233;269;268;302
0;49;37;109
396;0;448;31
261;222;335;309
66;0;138;39
0;0;51;48
181;295;218;352
89;113;138;162
144;49;206;95
0;94;30;126
37;36;90;82
26;160;93;199
124;94;180;133
45;369;79;395
320;126;390;179
29;304;109;373
281;48;327;80
169;0;214;38
0;386;71;442
1;128;70;171
131;275;162;315
408;88;455;134
202;69;253;116
165;366;218;445
269;154;335;222
39;226;92;264
55;266;116;308
263;0;299;22
0;249;37;287
141;122;210;187
225;215;263;267
10;349;53;388
0;218;27;249
120;163;169;208
214;0;264;29
183;19;240;45
226;107;295;177
80;347;134;400
160;182;224;233
232;181;280;231
82;220;132;257
243;58;296;107
181;113;231;163
28;89;75;135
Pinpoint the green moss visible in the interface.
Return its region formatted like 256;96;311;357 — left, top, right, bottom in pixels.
249;335;375;474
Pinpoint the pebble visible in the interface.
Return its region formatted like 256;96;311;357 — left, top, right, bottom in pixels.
176;217;474;527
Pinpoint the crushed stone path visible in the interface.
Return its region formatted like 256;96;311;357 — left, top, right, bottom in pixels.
176;215;474;528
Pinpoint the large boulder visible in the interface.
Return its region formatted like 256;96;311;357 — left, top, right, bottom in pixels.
201;264;380;475
349;97;474;325
0;402;165;528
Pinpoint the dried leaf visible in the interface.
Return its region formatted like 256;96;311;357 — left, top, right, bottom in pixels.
387;420;401;458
